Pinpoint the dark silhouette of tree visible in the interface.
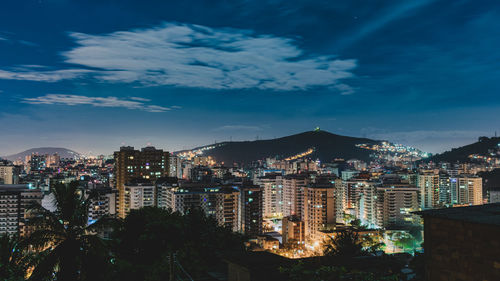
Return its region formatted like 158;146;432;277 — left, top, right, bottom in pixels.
111;207;245;281
24;182;117;281
323;229;365;258
280;261;399;281
0;234;26;281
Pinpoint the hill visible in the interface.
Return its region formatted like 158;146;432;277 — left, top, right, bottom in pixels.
177;130;382;164
426;136;500;163
478;168;500;191
3;147;81;161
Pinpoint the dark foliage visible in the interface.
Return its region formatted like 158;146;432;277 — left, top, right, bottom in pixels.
110;207;245;280
24;182;116;281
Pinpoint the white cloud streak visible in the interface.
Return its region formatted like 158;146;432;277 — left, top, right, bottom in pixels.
22;94;173;113
0;23;357;93
0;69;90;82
63;23;357;91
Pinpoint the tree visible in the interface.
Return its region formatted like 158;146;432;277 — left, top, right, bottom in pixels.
323;229;365;258
24;181;117;281
323;228;384;258
111;207;245;281
0;234;26;281
280;262;399;281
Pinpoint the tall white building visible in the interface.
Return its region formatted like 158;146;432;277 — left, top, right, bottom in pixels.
168;154;182;179
341;179;377;226
450;176;482;206
255;173;283;218
282;174;310;218
417;172;439;209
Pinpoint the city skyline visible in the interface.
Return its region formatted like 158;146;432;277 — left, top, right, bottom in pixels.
2;0;500;155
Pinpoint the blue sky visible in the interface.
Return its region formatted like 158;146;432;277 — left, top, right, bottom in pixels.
1;0;499;155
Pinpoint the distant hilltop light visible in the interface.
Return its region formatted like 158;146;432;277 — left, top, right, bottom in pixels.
314;127;321;132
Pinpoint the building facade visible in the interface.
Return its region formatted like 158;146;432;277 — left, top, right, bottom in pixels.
113;146;169;218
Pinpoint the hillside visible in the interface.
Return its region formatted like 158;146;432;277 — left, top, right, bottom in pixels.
427;136;500;163
478;169;500;191
178;130;382;164
3;147;81;161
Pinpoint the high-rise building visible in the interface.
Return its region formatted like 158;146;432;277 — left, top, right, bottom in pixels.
216;187;240;232
0;185;43;236
46;154;60;168
25;153;47;173
341;179;377;226
113;146;169;218
254;173;283;218
376;184;420;228
158;184;242;232
0;163;20;184
438;173;451;205
417;172;439;209
238;184;263;236
450;176;482;206
168;154;182;179
282;174;310;218
303;182;336;241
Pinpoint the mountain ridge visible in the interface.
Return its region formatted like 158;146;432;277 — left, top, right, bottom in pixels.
176;130;383;164
426;136;500;163
3;147;81;161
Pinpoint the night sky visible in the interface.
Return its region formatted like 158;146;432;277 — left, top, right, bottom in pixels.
1;0;499;156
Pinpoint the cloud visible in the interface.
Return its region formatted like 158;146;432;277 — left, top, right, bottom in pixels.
0;68;90;82
0;22;356;92
213;125;263;131
22;94;173;113
333;83;355;95
336;0;436;49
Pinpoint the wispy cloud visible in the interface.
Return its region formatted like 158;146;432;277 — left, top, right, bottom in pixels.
213;125;263;131
22;94;174;113
336;0;436;50
0;68;90;82
0;22;357;93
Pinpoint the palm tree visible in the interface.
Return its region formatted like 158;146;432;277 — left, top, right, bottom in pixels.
323;229;365;258
0;234;26;281
24;181;117;281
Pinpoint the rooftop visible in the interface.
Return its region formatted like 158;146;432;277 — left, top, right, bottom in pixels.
415;203;500;226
